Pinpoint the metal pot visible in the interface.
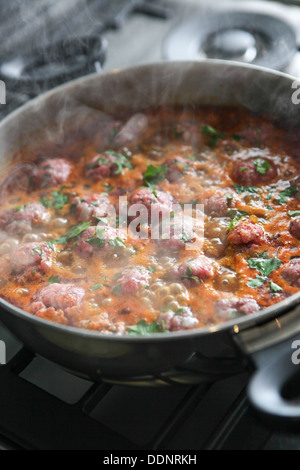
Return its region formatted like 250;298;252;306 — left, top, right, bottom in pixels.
0;60;300;423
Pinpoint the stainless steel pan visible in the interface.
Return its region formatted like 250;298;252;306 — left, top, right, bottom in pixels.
0;60;300;423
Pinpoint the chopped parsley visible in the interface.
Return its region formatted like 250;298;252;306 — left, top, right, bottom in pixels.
32;246;43;258
127;318;164;335
89;283;104;291
234;184;258;194
201;125;226;147
288;211;300;218
108;237;126;248
253;158;271;175
148;266;156;273
105;150;132;175
54;221;92;244
175;308;186;315
105;183;115;192
48;275;60;284
40;190;68;211
14;203;29;212
225;194;234;207
247;256;282;277
44;241;55;251
143;164;168;189
227;209;248;230
86;227;106;248
247;275;266;288
86;237;106;248
182;266;200;283
112;283;122;296
269;281;283;293
247;254;282;294
278;185;299;205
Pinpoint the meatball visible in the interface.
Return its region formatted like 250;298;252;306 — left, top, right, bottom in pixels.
291;177;300;201
32;306;68;325
233;158;277;186
205;194;235;217
157;307;199;332
71;193;111;223
0;202;49;234
227;221;266;246
129;188;173;225
11;242;53;273
282;259;300;287
216;297;260;320
76;225;126;257
155;215;197;251
77;312;126;334
290;218;300;240
165;156;192;182
112;266;151;295
31;158;71;188
170;256;214;286
86;151;131;180
31;283;85;311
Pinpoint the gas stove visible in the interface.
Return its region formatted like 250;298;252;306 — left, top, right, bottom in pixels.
1;0;300;451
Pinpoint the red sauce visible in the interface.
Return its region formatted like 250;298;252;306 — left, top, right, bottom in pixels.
0;105;299;335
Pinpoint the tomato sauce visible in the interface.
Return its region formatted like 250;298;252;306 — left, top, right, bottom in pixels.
0;105;299;335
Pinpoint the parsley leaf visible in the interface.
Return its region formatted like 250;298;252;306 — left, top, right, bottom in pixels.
253;158;271;175
225;194;234;207
54;221;92;244
288;211;300;218
227;209;248;230
148;266;156;273
40;190;68;211
127;319;164;335
32;246;43;258
247;275;266;288
181;266;200;283
143;164;168;188
201;125;226;147
234;184;258;194
278;185;299;205
112;283;122;296
87;237;106;248
89;283;104;291
48;275;60;284
108;237;126;248
105;150;132;175
247;256;282;277
269;281;283;293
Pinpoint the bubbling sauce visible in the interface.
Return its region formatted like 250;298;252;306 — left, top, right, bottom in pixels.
0;105;300;335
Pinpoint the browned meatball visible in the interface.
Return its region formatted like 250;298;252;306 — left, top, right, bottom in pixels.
31;158;71;188
233;158;277;186
227;221;266;246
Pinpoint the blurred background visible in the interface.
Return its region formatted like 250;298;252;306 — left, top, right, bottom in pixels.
2;0;300;117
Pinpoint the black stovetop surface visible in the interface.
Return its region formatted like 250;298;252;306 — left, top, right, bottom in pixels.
1;0;300;450
1;320;299;451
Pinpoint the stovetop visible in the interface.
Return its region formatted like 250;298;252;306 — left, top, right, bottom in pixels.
1;0;300;451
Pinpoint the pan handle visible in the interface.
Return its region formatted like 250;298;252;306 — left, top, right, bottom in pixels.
248;340;300;423
235;305;300;423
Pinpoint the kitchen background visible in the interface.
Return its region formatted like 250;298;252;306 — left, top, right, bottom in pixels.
0;0;300;450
